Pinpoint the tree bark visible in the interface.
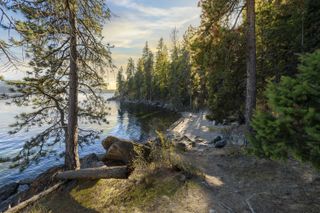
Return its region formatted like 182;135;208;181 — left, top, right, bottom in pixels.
56;166;128;180
66;0;80;170
245;0;257;132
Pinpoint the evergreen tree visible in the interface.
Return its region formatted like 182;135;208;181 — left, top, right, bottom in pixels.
256;0;306;88
154;38;169;99
249;50;320;169
190;0;246;119
142;42;153;101
304;0;320;53
116;67;125;97
168;28;181;106
126;58;135;98
134;58;144;100
176;33;192;107
2;0;112;169
0;3;17;67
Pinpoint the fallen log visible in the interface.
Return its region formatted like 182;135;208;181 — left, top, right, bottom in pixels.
5;182;65;213
56;166;128;180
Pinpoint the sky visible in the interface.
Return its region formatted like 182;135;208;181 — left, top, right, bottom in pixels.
103;0;201;89
0;0;201;90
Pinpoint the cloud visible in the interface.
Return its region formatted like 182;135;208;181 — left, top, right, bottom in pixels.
102;0;201;83
108;0;198;17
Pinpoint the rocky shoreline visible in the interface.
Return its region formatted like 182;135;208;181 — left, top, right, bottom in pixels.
107;95;186;112
0;128;176;211
0;109;245;212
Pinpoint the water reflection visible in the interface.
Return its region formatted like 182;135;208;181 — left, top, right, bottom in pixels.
0;95;179;187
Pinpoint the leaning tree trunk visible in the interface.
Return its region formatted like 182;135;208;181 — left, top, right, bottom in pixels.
245;0;257;132
66;0;80;170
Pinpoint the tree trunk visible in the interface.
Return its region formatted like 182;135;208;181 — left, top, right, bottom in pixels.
56;166;128;180
66;0;80;170
245;0;257;132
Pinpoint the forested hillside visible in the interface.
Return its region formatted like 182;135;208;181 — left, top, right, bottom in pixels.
116;0;320;167
117;0;320;122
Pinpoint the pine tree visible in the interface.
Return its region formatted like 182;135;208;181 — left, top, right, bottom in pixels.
190;0;246;118
0;3;17;67
116;67;125;97
126;58;135;98
168;28;181;106
249;50;320;168
134;58;144;100
2;0;112;170
176;35;192;107
142;42;153;101
154;38;169;99
304;0;320;53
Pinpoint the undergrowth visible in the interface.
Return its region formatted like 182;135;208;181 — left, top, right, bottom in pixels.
132;131;203;179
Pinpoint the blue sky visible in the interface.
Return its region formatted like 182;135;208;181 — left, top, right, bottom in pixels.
1;0;201;88
104;0;201;88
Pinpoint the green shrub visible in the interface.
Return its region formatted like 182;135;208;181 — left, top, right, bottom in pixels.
249;50;320;169
133;131;201;177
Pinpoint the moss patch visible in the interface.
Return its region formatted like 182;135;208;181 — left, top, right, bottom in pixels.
25;169;193;213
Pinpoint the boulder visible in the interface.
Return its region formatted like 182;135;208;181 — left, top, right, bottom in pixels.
80;153;105;169
106;141;135;164
211;135;222;144
210;135;227;148
102;136;126;150
0;182;18;202
175;142;187;152
102;136;150;164
214;139;227;148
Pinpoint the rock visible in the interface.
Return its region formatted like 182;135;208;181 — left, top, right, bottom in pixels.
102;136;150;164
191;141;197;147
102;136;125;150
106;141;135;164
210;135;227;148
0;182;18;202
211;135;222;144
96;153;107;161
178;174;187;182
181;135;192;142
214;139;226;148
161;195;170;202
175;142;187;152
80;153;100;169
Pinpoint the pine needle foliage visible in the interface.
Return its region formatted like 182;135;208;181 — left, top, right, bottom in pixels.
249;50;320;169
1;0;113;169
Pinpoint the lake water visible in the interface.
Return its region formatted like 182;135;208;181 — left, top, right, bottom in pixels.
0;93;179;187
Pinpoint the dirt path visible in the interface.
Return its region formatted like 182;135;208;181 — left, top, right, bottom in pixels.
171;113;320;213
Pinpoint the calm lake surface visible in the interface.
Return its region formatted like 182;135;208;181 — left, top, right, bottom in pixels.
0;93;179;187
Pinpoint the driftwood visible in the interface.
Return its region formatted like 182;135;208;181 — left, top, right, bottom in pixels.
56;166;128;180
5;182;65;213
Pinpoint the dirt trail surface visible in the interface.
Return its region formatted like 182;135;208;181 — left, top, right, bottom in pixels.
180;146;320;212
170;112;220;142
171;112;320;213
